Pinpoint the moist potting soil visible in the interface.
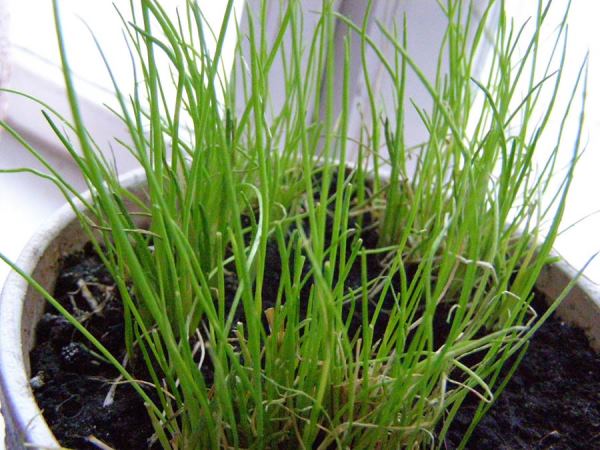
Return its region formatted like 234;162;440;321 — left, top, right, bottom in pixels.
444;292;600;449
29;228;600;449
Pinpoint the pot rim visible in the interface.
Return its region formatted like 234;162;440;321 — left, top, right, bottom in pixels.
0;169;146;449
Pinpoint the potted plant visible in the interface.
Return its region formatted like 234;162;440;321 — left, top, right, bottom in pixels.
1;0;596;449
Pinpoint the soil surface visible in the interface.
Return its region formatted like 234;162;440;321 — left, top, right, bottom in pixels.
444;293;600;450
30;245;156;450
30;239;600;449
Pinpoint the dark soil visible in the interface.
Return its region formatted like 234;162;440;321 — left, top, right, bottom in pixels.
444;293;600;450
29;220;600;449
29;245;156;450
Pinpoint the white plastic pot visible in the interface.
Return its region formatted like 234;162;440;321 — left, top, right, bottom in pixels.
0;170;148;449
